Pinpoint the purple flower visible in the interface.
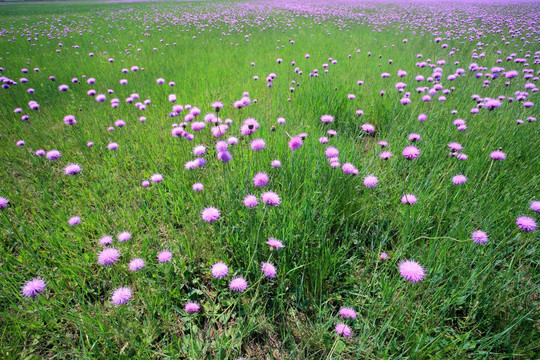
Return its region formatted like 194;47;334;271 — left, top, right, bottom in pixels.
271;160;281;168
530;201;540;213
243;195;258;208
288;137;303;151
129;258;145;271
361;123;375;133
266;238;284;249
402;146;420;160
63;164;81;175
22;278;46;297
261;262;277;278
107;142;119;151
211;262;229;279
380;151;393;160
253;172;269;187
68;216;81;226
111;287;131;306
363;175;378;188
251;138;266;151
321;115;334;123
201;207;220;222
342;163;358;175
339;308;357;319
185;302;200;313
399;260;426;282
98;248;120;266
229;277;248;292
117;232;131;242
150;174;163;183
335;323;351;338
63;115;76;125
471;230;488;244
0;197;9;209
158;251;173;263
490;150;506;160
192;183;204;192
380;252;388;259
99;236;113;246
452;175;467;185
261;191;281;206
401;194;417;205
46;150;61;160
516;217;537;232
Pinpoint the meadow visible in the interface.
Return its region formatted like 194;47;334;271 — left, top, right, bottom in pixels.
0;0;539;359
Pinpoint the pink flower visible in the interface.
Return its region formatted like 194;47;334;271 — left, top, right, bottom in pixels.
399;260;426;282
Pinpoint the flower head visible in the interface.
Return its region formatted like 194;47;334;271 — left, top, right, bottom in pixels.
22;278;46;298
516;216;537;232
129;258;145;271
253;172;269;187
401;194;417;205
185;302;200;313
158;251;172;263
339;308;357;319
243;195;258;208
363;175;378;188
64;163;81;175
335;323;351;338
111;287;131;306
261;262;277;278
266;238;284;249
211;262;229;279
402;146;420;160
98;248;120;266
399;260;426;282
201;207;220;222
471;230;488;244
452;175;467;185
490;150;506;160
261;191;281;206
229;277;248;292
0;197;9;209
117;232;131;242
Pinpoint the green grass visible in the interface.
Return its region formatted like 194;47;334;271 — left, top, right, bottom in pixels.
0;1;539;359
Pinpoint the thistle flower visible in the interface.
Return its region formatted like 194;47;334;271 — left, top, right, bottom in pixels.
0;197;9;209
185;302;200;313
516;217;537;232
243;195;258;208
452;175;467;185
111;287;131;306
129;258;145;271
401;194;417;205
64;164;81;175
335;323;351;338
229;277;248;292
261;262;277;278
98;248;120;266
253;172;269;187
266;238;284;249
117;232;131;242
402;146;420;160
158;251;172;263
339;308;357;319
201;207;220;222
399;260;426;282
211;262;229;279
363;175;378;188
261;192;280;206
22;278;46;298
471;230;488;244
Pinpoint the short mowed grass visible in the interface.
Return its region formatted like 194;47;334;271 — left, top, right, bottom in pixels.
0;1;539;359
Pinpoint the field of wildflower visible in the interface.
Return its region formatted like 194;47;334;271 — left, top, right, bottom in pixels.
0;0;539;359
